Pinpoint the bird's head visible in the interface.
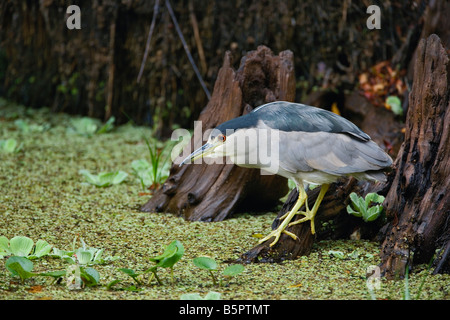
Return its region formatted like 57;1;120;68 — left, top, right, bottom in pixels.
180;113;261;166
179;128;234;166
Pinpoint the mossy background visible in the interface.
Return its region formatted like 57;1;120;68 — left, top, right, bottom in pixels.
1;99;449;300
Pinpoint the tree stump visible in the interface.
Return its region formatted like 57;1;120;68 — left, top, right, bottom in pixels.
140;46;294;221
379;34;450;279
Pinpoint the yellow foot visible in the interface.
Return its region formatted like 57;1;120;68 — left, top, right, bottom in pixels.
258;186;308;247
288;183;330;235
288;209;316;234
258;225;298;247
277;198;315;234
257;183;330;247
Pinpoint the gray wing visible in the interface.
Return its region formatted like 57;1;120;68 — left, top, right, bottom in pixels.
254;101;371;142
278;130;392;178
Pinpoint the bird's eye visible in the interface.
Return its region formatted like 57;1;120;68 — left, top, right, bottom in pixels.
218;134;226;142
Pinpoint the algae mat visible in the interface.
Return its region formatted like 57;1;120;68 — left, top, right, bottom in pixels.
1;99;449;300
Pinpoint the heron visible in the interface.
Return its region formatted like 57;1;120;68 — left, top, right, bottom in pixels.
180;101;392;247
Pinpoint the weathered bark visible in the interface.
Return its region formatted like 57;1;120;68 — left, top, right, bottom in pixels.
379;34;450;279
140;46;293;221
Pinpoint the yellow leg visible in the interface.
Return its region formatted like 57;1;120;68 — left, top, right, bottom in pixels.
258;186;308;247
288;184;330;234
258;183;330;247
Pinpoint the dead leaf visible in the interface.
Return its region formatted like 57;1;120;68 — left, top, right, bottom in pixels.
138;192;153;196
27;285;43;293
331;102;341;115
251;233;264;238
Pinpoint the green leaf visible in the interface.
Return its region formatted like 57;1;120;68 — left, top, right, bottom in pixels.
180;293;203;300
348;250;360;259
80;170;127;187
29;239;52;259
0;138;19;153
106;279;121;290
119;268;139;277
50;248;75;259
9;236;34;257
204;291;222;300
14;119;29;133
365;193;385;206
308;184;319;190
98;172;116;186
6;256;35;281
141;136;173;187
92;248;104;263
150;244;177;262
15;119;47;133
357;197;366;214
364;205;383;222
131;159;153;188
96;116;115;134
131;159;151;172
6;256;34;274
79;169;99;185
347;192;384;222
111;171;128;185
157;240;184;268
119;268;142;285
39;270;66;279
95;254;119;265
69;117;99;137
193;257;218;271
150;240;184;269
0;236;10;257
386;96;403;116
81;267;100;286
328;250;346;259
346;204;361;217
223;264;244;277
349;193;363;212
76;249;93;265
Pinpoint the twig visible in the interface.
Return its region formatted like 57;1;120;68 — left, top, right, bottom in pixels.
137;0;161;83
189;0;207;74
338;0;350;36
106;7;118;119
165;0;211;100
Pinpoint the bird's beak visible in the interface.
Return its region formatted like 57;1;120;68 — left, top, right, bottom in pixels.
179;142;217;166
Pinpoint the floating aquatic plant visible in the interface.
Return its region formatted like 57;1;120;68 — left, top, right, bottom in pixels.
79;169;128;187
